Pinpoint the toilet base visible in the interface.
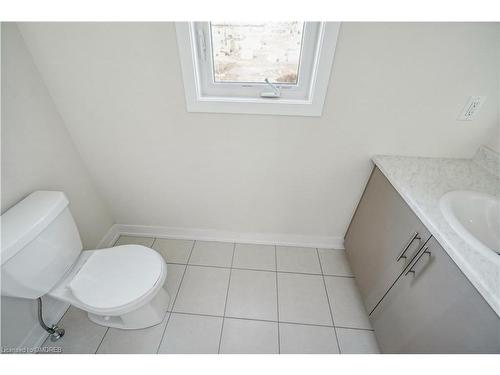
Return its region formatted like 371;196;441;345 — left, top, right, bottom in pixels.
88;287;170;330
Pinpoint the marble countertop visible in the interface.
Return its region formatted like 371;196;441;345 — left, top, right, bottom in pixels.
372;146;500;317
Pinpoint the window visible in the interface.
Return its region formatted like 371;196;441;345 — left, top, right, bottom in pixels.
176;22;340;116
211;22;303;84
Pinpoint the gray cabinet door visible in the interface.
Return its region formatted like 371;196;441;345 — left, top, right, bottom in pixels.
370;237;500;353
345;167;431;313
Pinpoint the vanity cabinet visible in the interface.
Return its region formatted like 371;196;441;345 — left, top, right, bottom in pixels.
370;236;500;353
345;166;500;353
345;167;431;314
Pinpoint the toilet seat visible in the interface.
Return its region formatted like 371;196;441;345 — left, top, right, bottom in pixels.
70;245;164;314
49;245;168;318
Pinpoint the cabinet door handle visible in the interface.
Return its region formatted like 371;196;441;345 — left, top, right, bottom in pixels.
396;232;421;261
404;245;431;276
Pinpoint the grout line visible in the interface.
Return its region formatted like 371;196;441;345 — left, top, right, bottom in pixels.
322;274;355;279
169;311;224;319
94;327;109;354
167;261;353;277
316;247;342;354
155;322;171;354
155;239;196;354
277;270;353;278
152;310;172;354
280;320;340;329
277;269;321;276
334;325;375;332
173;261;354;278
217;242;235;354
184;263;235;270
155;307;173;354
163;310;362;330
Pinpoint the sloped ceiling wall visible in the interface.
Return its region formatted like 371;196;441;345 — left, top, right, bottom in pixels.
1;23;114;349
17;22;500;242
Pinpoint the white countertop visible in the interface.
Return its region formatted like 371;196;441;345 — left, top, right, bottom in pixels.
372;146;500;317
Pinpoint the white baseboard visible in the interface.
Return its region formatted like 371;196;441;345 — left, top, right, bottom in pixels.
107;224;344;249
97;224;120;249
18;298;70;351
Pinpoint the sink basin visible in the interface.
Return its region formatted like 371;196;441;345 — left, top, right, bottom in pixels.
440;190;500;256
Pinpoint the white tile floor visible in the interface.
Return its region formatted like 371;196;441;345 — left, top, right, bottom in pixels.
42;236;380;354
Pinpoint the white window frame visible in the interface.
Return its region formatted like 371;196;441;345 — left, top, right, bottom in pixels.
175;22;341;117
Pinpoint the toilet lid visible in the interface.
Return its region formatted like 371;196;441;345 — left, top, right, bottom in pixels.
69;245;164;310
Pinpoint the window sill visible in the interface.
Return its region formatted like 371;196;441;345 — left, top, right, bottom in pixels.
185;96;324;117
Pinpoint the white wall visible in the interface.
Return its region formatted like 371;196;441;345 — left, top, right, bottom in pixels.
493;59;500;153
18;22;499;245
1;23;114;349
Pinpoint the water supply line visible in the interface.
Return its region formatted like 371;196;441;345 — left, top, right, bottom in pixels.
37;297;65;341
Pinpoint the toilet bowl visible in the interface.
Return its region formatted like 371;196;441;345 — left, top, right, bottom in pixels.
1;191;170;330
49;245;170;329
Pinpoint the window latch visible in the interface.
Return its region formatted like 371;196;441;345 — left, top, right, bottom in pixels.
260;78;281;98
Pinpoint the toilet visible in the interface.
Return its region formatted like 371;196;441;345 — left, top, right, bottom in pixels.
1;191;170;330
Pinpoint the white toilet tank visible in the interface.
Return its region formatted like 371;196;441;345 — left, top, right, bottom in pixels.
1;191;83;299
